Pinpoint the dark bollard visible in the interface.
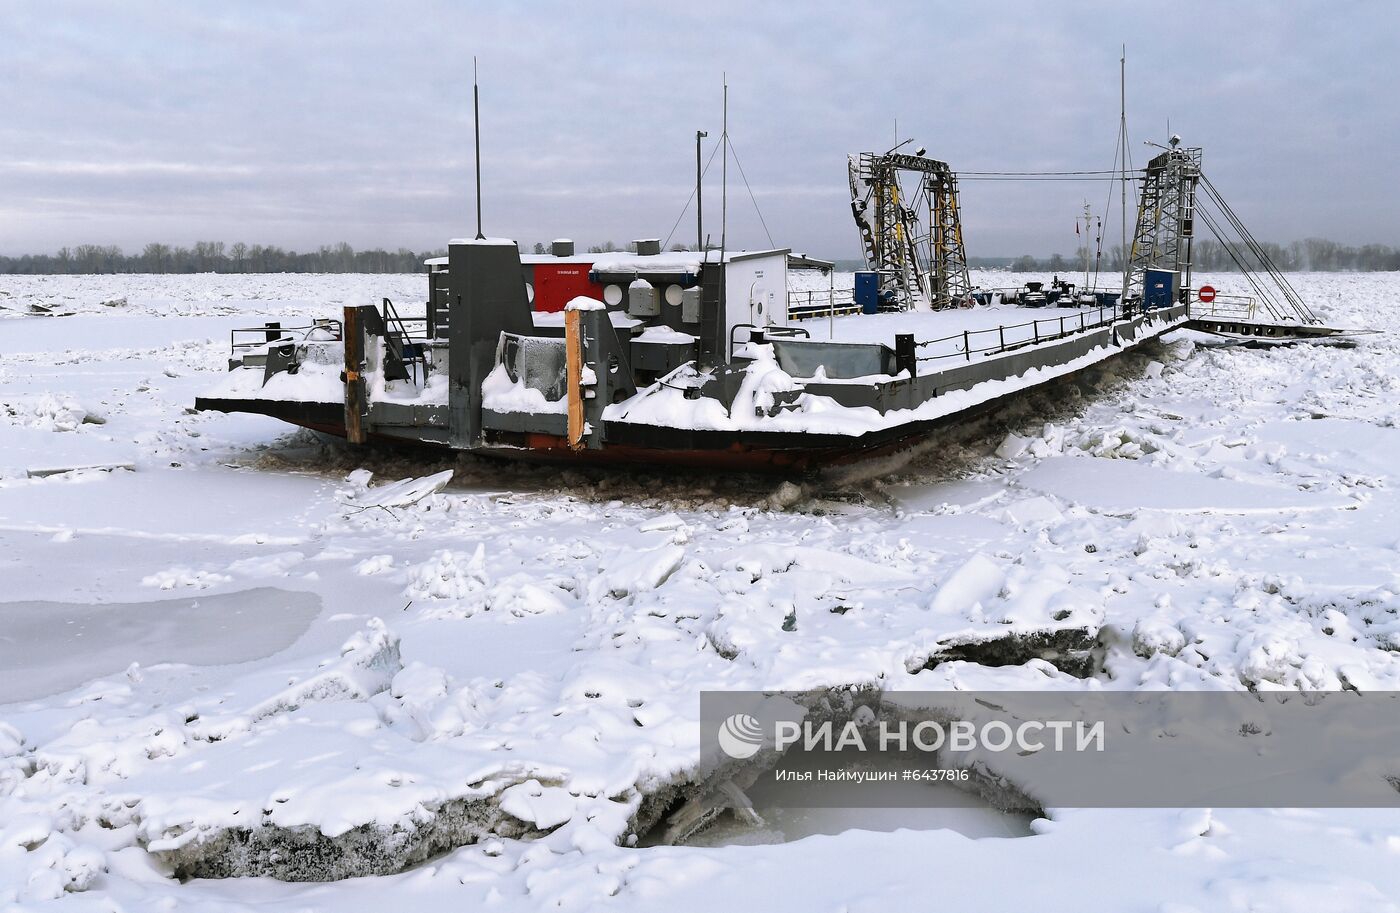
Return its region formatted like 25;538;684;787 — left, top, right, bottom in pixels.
895;333;916;377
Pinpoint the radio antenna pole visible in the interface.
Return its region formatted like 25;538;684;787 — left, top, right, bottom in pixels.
720;75;728;258
1119;46;1129;295
696;130;707;251
473;56;484;240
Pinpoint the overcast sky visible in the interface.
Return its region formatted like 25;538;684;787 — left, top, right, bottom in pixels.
3;1;1397;258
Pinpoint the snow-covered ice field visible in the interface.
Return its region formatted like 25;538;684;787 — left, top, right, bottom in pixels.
3;270;1400;910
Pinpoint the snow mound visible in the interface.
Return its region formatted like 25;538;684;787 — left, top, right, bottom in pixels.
191;618;401;742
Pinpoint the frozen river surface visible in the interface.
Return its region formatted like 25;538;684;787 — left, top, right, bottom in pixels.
2;271;1399;911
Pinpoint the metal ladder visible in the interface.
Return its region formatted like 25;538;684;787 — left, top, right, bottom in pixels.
380;297;427;384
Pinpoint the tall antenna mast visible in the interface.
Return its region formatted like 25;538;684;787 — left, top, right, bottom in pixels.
718;75;729;339
720;75;728;258
1119;46;1129;294
1082;199;1093;290
473;56;484;240
696;130;707;251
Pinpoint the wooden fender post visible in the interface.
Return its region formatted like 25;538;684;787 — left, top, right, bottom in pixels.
343;305;367;444
564;307;585;450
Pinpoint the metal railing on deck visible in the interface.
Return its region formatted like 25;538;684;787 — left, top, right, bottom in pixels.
230;319;342;353
915;306;1122;363
381;298;430;383
1190;294;1256;320
786;288;860;320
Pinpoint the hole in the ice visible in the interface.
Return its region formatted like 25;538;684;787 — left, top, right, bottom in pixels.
634;751;1037;848
646;790;1035;848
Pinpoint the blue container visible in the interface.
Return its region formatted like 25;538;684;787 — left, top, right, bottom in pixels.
1144;268;1179;311
854;271;879;314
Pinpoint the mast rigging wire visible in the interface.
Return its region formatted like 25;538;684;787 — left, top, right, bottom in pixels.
956;169;1129;176
725;137;777;250
662;139;722;251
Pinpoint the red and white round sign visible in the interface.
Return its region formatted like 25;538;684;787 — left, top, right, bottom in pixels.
1198;285;1217;303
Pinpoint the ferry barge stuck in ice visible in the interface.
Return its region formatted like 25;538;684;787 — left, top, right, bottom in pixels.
196;141;1342;471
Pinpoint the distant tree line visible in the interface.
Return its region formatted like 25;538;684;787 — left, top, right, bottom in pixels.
0;241;447;275
1000;238;1400;273
0;239;686;274
3;237;1398;275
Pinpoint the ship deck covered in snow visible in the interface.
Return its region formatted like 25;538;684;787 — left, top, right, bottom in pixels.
196;236;1192;470
196;141;1344;471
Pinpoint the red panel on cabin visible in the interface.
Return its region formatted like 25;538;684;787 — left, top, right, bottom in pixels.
532;263;599;313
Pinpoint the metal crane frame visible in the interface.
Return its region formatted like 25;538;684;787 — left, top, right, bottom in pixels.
849;151;972;309
1122;145;1201;301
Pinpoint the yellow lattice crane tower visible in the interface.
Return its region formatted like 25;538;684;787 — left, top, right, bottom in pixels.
849;147;971;310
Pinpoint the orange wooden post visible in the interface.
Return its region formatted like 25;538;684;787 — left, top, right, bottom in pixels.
565;308;585;450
